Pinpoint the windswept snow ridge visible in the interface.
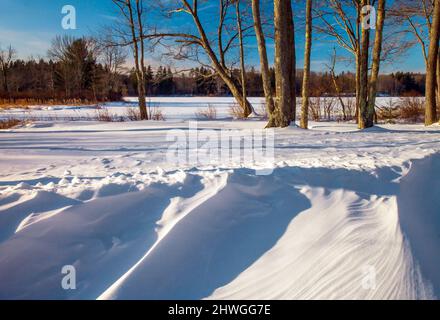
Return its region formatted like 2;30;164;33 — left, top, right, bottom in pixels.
0;119;439;300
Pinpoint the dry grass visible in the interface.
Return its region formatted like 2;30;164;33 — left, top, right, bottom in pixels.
126;107;142;121
0;99;99;110
195;104;217;120
228;103;246;119
400;97;425;123
0;118;24;129
149;106;166;121
309;98;322;121
377;98;399;123
95;108;124;122
126;105;165;121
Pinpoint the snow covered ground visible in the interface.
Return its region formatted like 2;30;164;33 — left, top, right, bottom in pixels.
1;96;404;121
0;98;439;300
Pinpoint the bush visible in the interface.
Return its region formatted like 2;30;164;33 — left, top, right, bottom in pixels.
126;107;141;121
195;104;217;120
377;98;399;123
149;106;165;121
309;98;321;121
400;97;424;123
228;103;246;119
0;118;24;129
95;108;123;122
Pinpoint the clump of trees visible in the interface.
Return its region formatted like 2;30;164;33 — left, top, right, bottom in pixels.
0;37;127;103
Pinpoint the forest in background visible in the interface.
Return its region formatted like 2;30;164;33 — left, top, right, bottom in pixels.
0;42;428;104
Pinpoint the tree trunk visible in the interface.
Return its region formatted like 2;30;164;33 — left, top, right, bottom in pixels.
268;0;293;128
2;69;8;95
236;0;247;107
367;0;386;120
188;1;253;117
300;0;312;129
218;0;227;69
136;0;148;120
436;51;440;112
359;0;372;129
251;0;275;116
127;0;147;120
425;0;440;125
329;48;347;120
286;1;296;122
355;5;361;124
355;49;360;123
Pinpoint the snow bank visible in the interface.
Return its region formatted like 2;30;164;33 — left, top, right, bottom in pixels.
0;119;439;300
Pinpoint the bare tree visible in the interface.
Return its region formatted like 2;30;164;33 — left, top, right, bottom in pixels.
358;0;371;128
110;0;148;119
98;37;128;98
268;0;295;128
235;0;247;106
435;8;439;111
143;0;254;117
315;0;362;119
326;47;347;120
367;0;386;122
0;44;16;96
287;1;296;122
301;0;313;129
251;0;275;116
388;0;434;66
425;0;440;125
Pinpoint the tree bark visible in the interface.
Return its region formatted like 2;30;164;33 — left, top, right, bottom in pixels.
436;51;440;111
236;0;248;107
300;0;312;129
355;5;361;124
136;0;148;120
286;1;296;122
251;0;275;116
125;0;148;120
218;0;227;69
268;0;293;128
358;0;372;129
425;0;440;125
1;69;8;95
367;0;386;120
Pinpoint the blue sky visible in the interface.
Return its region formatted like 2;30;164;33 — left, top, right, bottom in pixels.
0;0;426;74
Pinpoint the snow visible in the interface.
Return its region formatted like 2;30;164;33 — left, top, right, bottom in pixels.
0;98;440;300
0;96;406;121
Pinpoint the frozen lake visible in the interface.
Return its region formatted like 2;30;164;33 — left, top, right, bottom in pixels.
0;96;409;121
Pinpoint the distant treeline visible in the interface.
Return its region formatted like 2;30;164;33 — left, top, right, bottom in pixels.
131;68;427;98
0;39;426;103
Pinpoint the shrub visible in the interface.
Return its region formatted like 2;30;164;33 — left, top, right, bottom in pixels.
377;98;399;123
149;106;165;121
0;118;24;129
228;103;246;119
309;98;321;121
400;97;424;123
95;108;122;122
195;104;217;120
126;107;141;121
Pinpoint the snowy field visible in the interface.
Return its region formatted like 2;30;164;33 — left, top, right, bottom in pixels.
0;97;440;300
0;96;404;121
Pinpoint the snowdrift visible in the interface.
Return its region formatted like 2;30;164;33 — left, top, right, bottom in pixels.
0;154;439;299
